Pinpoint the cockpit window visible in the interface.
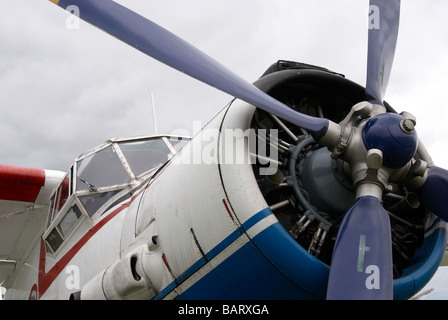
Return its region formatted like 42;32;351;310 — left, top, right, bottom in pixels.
78;190;122;217
118;139;171;177
47;170;72;228
44;135;190;256
76;145;130;191
58;204;82;237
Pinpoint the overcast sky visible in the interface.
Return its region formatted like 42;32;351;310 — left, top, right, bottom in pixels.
1;0;447;172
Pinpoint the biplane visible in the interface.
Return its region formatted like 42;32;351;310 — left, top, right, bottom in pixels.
1;0;448;300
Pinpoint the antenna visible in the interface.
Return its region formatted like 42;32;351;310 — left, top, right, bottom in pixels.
150;92;158;134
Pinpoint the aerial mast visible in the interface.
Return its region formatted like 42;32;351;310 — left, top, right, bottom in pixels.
150;92;158;134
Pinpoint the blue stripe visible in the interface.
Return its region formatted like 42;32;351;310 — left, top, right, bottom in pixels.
153;208;272;300
240;207;273;230
248;217;329;298
154;208;448;300
177;227;314;299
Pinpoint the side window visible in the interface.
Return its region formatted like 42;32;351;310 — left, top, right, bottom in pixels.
78;190;122;217
46;227;63;254
47;193;56;229
55;176;70;212
58;204;82;237
47;168;72;228
45;203;83;254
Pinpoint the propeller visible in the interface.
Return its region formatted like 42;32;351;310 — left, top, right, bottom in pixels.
49;0;332;139
417;166;448;222
325;0;399;300
327;0;448;300
326;196;393;300
365;0;400;106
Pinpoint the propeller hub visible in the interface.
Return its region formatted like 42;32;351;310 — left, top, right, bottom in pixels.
362;113;418;169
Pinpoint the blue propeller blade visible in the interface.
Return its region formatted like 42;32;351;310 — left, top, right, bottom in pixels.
50;0;329;138
365;0;401;105
326;196;393;300
418;166;448;221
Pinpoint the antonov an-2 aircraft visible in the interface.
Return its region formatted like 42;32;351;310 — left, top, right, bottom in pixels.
1;0;448;300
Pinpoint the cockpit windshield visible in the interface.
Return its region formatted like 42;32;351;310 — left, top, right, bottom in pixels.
76;135;188;192
44;135;190;255
76;145;130;192
118;139;170;178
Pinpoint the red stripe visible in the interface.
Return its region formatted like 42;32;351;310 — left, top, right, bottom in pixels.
0;165;45;202
222;199;234;220
162;253;177;283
